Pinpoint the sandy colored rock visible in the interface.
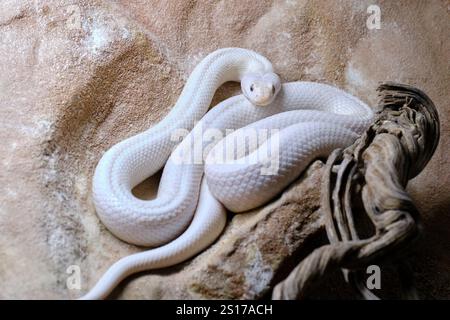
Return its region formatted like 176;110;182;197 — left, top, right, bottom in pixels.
118;162;324;300
0;0;448;299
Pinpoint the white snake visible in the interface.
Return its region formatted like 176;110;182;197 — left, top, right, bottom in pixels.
81;48;373;299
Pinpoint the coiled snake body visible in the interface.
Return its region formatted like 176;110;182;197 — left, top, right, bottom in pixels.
82;48;373;299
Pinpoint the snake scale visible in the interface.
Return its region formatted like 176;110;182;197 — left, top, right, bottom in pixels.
81;48;374;299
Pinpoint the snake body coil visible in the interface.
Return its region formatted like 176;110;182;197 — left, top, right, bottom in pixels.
82;48;373;299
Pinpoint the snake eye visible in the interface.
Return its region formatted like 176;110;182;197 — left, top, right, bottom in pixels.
250;84;254;92
271;85;276;95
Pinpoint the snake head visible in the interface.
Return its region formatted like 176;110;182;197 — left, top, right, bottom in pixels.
241;73;281;106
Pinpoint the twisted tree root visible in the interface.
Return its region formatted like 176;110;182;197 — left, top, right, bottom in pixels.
272;83;440;300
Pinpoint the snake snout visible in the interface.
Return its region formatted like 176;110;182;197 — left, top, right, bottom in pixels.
251;85;275;106
241;72;281;107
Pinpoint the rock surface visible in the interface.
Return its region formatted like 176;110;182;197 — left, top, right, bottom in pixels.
119;162;324;300
0;0;448;299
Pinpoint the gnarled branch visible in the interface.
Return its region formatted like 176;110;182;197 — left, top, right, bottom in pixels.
272;83;440;300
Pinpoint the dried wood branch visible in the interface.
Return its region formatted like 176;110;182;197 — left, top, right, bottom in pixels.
272;83;440;300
